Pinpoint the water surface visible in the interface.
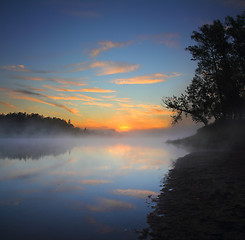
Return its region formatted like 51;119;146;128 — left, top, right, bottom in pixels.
0;136;187;240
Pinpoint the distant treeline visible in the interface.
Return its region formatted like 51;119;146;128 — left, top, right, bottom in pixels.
0;112;85;137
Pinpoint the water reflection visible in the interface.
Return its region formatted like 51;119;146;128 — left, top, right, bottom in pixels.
0;138;78;160
0;136;187;240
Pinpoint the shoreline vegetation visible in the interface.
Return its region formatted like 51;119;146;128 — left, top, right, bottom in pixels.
0;112;117;137
139;120;245;240
145;12;245;239
0;112;84;137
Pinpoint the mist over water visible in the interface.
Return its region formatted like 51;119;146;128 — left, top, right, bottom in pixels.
0;134;188;240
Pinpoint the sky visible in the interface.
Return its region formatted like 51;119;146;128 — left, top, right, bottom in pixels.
0;0;244;132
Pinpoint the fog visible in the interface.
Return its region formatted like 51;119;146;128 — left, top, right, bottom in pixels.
0;131;189;240
0;122;199;160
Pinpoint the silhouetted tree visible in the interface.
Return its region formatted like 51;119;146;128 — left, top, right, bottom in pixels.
163;12;245;125
0;112;84;137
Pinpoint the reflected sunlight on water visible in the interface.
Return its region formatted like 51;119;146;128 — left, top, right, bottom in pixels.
0;136;187;240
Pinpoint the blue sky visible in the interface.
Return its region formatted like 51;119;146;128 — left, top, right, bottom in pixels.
0;0;243;131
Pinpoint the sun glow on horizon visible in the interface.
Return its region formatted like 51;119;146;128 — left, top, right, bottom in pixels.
118;125;132;132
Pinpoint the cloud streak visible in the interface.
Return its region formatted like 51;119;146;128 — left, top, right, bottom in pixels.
117;103;172;115
140;33;180;47
80;179;113;185
12;75;88;86
113;189;158;199
86;198;135;212
3;88;79;115
90;61;139;75
112;73;180;85
50;94;100;102
0;101;15;108
66;61;139;75
1;65;55;73
90;40;133;57
43;85;116;93
83;102;113;107
12;94;79;114
80;87;116;93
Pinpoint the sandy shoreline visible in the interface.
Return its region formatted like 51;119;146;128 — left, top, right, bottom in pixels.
140;149;245;240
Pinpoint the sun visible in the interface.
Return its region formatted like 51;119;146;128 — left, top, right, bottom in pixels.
118;125;132;132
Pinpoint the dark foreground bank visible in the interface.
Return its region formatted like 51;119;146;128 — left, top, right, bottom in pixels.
139;121;245;240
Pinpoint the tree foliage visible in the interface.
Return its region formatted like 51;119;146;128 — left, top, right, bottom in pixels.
0;112;84;137
163;13;245;125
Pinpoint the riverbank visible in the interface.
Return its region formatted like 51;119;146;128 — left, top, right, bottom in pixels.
140;121;245;240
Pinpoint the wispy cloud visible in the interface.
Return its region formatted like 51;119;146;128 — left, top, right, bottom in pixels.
77;94;101;101
0;101;15;108
9;86;114;110
12;75;88;86
1;65;55;73
112;73;180;85
140;33;180;47
86;198;135;212
80;87;116;93
4;88;80;115
113;98;131;103
50;94;100;101
83;102;113;107
1;65;30;72
27;86;47;92
44;85;116;93
118;103;172;115
90;40;134;57
66;61;139;75
2;60;138;76
113;189;158;199
12;94;79;114
80;179;113;185
91;61;139;75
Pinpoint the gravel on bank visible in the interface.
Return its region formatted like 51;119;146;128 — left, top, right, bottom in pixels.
140;150;245;240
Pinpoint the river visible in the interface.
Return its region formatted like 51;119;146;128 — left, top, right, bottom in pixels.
0;136;188;240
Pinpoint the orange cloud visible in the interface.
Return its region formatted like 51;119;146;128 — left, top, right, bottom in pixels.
13;75;88;86
80;179;113;185
49;94;100;101
77;94;101;101
65;61;138;75
91;61;139;75
28;86;46;92
100;95;131;102
114;98;131;103
118;103;172;115
113;189;158;199
11;94;79;115
90;40;133;57
14;76;44;81
0;101;15;108
1;65;30;72
43;85;115;93
81;87;116;93
110;103;173;131
83;102;113;107
1;65;55;73
113;73;180;84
